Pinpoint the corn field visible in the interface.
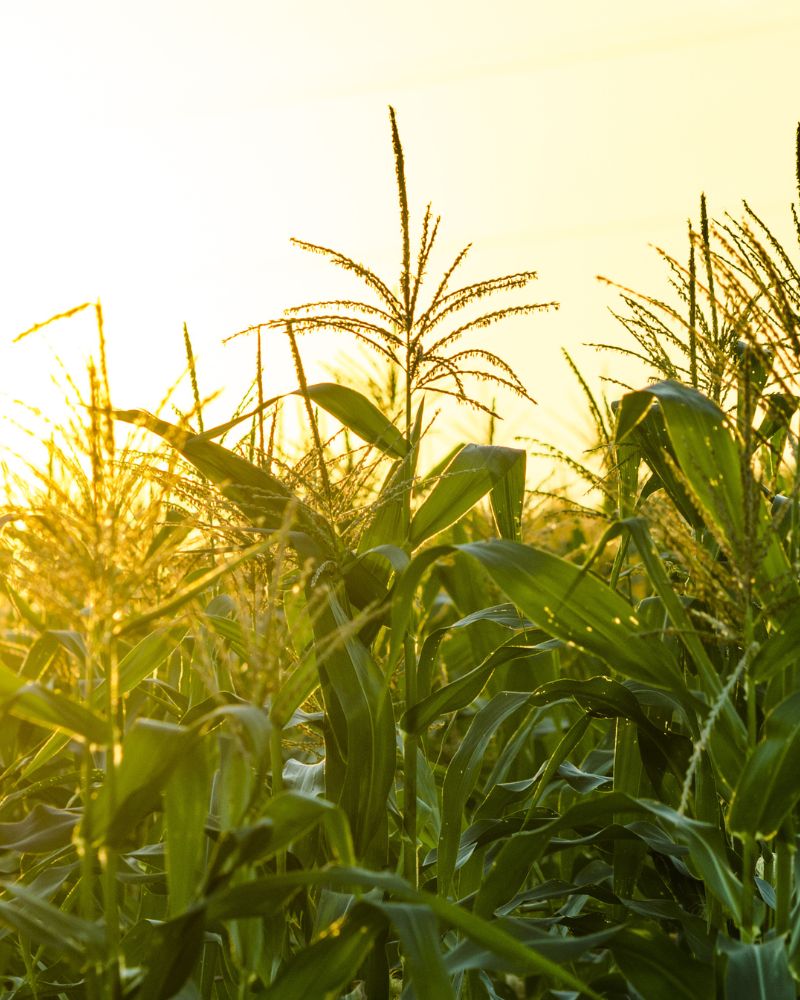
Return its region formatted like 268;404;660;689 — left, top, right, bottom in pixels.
2;111;800;999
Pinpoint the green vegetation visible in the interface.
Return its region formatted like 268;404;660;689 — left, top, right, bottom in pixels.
2;111;800;998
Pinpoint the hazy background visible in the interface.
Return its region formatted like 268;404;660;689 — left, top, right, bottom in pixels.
2;0;800;473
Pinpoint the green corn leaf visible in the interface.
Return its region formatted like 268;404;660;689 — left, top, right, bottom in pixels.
620;516;747;793
311;591;395;859
0;881;105;963
270;647;319;730
616;383;742;542
370;901;455;1000
200;613;253;662
444;920;620;974
209;791;355;886
474;794;743;924
720;936;795;1000
637;798;744;924
260;901;384;1000
611;926;715;1000
489;448;526;541
460;540;684;689
418;440;467;489
728;692;800;840
473;801;623;920
90;718;197;847
299;382;408;458
751;608;800;683
204;881;302;923
619;896;710;941
617;381;791;600
0;803;80;854
20;629;86;680
115;408;326;537
415;602;533;695
165;743;211;915
410;445;524;548
532;674;650;722
126;906;207;1000
199;865;600;997
116;625;187;695
530;676;691;789
116;408;387;611
20;626;186;780
616;392;704;528
438;691;531;896
0;660;107;743
357;400;425;560
403;639;551;735
390;541;683;692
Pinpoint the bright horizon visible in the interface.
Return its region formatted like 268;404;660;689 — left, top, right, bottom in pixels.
2;0;800;471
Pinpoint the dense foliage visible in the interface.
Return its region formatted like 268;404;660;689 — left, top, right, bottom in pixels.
2;113;800;998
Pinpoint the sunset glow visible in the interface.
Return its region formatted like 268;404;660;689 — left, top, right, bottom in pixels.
2;1;799;458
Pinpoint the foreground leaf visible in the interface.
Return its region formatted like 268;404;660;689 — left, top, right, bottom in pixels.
720;936;795;1000
391;540;684;692
728;691;800;840
300;382;408;458
410;445;524;548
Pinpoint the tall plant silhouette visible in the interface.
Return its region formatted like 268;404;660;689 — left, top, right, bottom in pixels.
239;107;556;439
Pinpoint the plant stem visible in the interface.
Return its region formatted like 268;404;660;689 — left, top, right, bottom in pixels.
775;820;795;935
403;636;418;889
287;322;333;512
609;534;630;592
523;715;590;827
741;835;755;941
688;222;698;389
270;726;286;876
79;639;100;1000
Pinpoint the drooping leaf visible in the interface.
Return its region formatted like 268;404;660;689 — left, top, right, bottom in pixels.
208;791;355;888
617;381;791;601
392;539;685;691
115;408;326;538
19;630;86;680
611;926;714;999
0;661;107;743
403;600;537;723
0;804;80;854
115;408;386;611
0;881;105;963
299;382;408;458
390;541;685;700
530;675;691;789
260;901;384;1000
368;901;455;1000
403;638;552;735
200;865;600;997
474;794;743;924
358;400;425;558
444;920;620;974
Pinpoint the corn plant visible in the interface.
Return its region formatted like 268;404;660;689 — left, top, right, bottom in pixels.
3;115;800;1000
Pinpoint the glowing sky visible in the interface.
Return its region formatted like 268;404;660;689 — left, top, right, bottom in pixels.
2;0;800;465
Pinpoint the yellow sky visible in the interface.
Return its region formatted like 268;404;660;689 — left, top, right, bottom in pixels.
2;0;800;469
